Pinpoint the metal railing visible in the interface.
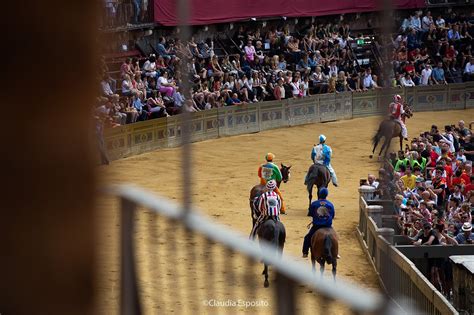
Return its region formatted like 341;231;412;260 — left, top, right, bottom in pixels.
109;185;398;315
357;191;461;315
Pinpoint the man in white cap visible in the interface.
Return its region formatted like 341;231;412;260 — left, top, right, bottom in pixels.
311;134;338;187
455;222;474;244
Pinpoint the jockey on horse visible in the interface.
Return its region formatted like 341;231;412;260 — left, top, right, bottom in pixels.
258;153;286;213
311;135;338;187
250;179;282;239
389;94;408;141
302;187;336;258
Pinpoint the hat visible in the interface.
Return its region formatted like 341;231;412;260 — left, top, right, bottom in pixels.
265;153;275;161
318;188;328;199
319;134;327;143
462;222;472;232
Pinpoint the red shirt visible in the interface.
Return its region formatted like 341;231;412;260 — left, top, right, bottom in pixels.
461;172;471;185
429;151;439;167
404;64;415;74
444;165;453;188
465;183;474;195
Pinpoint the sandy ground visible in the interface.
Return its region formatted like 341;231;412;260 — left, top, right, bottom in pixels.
96;109;473;314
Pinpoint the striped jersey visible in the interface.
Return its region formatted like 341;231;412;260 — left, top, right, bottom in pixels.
258;191;281;217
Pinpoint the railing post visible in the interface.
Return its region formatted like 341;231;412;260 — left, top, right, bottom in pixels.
358;185;375;200
377;228;394;245
367;205;383;227
275;272;296;315
120;197;141;315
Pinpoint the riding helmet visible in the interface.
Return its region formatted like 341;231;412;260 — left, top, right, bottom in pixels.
266;180;277;190
394;94;402;102
319;134;326;143
265;153;275;161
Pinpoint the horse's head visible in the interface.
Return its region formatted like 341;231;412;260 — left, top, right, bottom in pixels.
403;103;413;118
280;163;292;183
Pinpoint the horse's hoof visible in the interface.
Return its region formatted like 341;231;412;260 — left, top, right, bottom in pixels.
264;280;269;288
369;154;373;159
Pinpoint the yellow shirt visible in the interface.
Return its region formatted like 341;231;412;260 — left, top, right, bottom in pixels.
400;174;417;190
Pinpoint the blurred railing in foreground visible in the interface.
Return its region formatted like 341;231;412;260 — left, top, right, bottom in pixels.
108;185;401;315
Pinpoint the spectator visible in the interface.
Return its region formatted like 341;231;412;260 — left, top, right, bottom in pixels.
362;68;376;90
401;72;416;87
455;222;474;244
464;57;474;81
157;71;175;97
420;64;432;86
432;62;447;85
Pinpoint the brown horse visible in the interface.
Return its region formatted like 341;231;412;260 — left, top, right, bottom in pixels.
371;104;413;158
257;218;286;287
304;164;330;209
310;227;339;281
249;163;291;228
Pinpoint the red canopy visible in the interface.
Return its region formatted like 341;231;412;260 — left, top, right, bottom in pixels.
154;0;425;26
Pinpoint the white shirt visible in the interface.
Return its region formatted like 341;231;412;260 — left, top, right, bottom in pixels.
363;74;375;89
400;76;415;87
421;68;432;85
436;18;445;28
464;62;474;74
422;16;432;30
157;76;169;88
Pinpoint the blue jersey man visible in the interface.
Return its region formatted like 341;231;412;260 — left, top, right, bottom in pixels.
302;188;335;258
311;134;338;187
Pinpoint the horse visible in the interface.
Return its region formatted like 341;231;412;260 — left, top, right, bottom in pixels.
257;218;286;287
304;164;330;209
249;163;291;228
371;103;413;158
310;227;339;281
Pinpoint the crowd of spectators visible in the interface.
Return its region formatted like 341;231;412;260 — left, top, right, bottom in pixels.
96;8;474;127
391;10;474;87
366;119;474;298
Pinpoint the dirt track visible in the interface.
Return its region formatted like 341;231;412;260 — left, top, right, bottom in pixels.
96;108;473;314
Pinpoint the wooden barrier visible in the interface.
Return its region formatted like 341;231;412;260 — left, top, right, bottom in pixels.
104;84;473;161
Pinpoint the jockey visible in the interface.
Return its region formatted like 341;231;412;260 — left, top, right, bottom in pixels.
258;153;286;213
250;180;282;239
311;135;338;187
302;187;335;258
389;94;408;140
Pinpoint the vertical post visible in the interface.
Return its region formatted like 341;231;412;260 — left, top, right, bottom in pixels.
367;205;383;227
178;0;192;218
275;272;296;315
377;228;394;245
120;198;141;315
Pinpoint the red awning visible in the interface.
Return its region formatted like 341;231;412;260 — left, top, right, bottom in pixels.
154;0;425;26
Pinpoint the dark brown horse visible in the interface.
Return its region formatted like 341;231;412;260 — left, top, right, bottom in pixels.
249;164;291;228
257;218;286;287
310;227;339;281
371;104;413;158
304;164;330;209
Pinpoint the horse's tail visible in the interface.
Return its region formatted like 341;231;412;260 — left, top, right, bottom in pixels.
372;124;382;146
324;234;333;263
273;220;280;249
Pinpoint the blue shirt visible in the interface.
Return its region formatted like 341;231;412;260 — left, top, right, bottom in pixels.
308;199;335;226
133;98;144;112
455;232;474;244
432;67;445;82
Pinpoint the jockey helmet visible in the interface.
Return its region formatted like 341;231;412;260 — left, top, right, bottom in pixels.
266;179;277;190
319;134;326;143
394;94;402;102
318;187;329;199
265;153;275;161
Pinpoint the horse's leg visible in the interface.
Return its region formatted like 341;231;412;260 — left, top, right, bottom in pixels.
399;136;403;153
311;258;316;274
319;260;324;278
378;137;387;157
332;259;337;282
307;183;313;210
384;137;393;157
262;264;269;288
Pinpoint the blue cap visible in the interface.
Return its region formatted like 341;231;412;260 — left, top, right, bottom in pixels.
318;188;329;199
319;134;326;143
